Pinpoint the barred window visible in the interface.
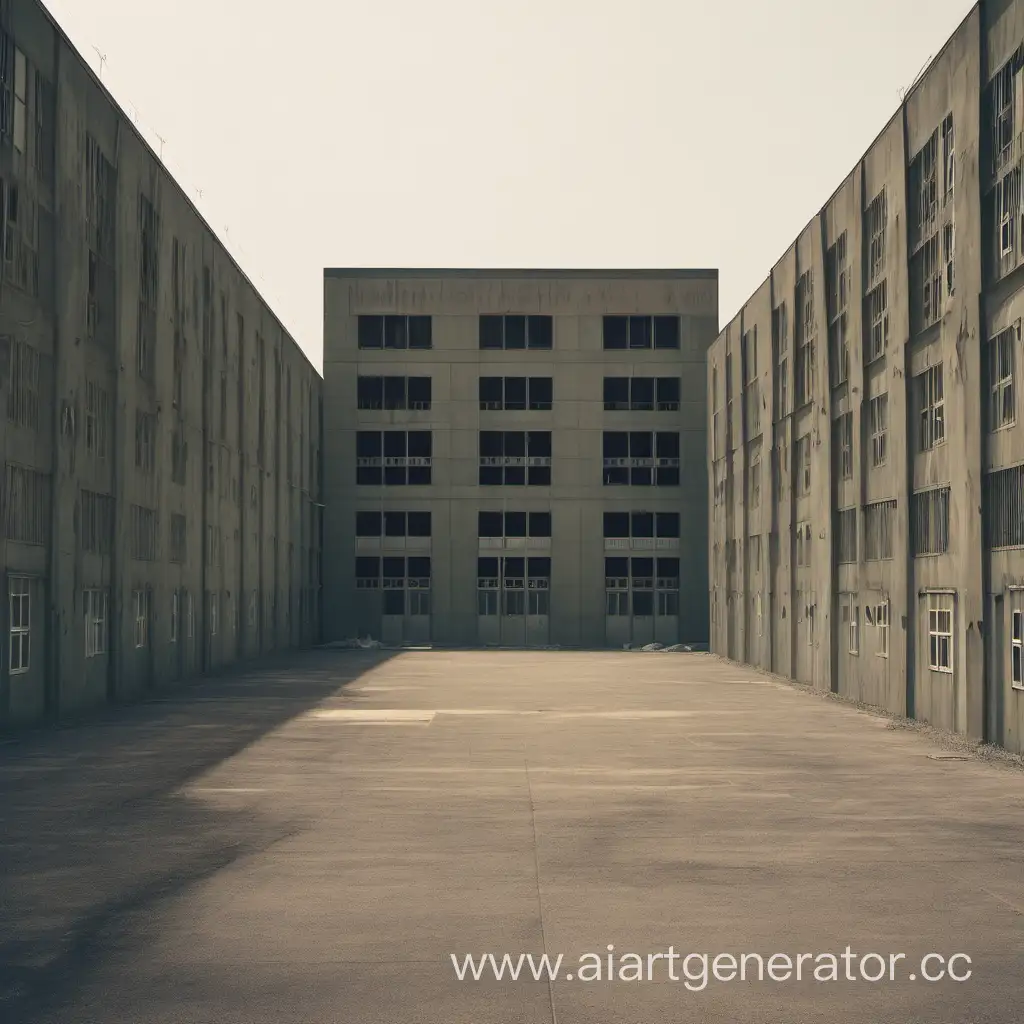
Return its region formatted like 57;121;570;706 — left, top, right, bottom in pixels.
129;504;158;561
5;339;42;430
984;464;1024;548
80;490;113;554
917;364;945;450
864;281;889;363
836;508;857;564
170;513;187;563
869;393;889;468
986;323;1017;431
2;463;49;545
834;412;853;480
912;487;951;555
864;500;896;561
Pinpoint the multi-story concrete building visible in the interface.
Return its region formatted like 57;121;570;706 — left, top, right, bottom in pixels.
324;269;717;648
708;0;1024;752
0;0;323;727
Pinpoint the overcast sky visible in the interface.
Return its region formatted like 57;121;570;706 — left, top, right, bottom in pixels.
44;0;972;370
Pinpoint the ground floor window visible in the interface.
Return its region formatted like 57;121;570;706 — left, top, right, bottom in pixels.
357;556;432;616
1012;606;1022;690
9;577;30;674
133;589;149;649
927;593;953;672
876;600;889;658
604;557;679;618
478;557;549;617
85;588;108;657
840;593;858;654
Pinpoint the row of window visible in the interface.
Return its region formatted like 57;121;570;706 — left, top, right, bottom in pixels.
354;431;684;487
356;315;683;351
355;375;683;413
352;510;682;539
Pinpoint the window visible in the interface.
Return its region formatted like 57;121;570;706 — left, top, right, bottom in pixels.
983;464;1024;548
772;303;789;419
2;181;38;296
987;323;1017;431
356;510;432;539
129;505;158;561
864;281;889;363
133;589;149;648
774;440;788;498
602;431;680;486
603;511;679;542
836;508;857;564
795;521;812;567
84;588;108;657
135;410;156;473
1012;609;1023;689
840;594;859;654
170;591;179;644
356;556;432;615
478;510;552;539
479;431;552;486
5;339;42;431
943;221;955;298
169;514;187;563
992;54;1022;172
3;463;50;545
85;381;110;458
748;448;761;508
910;234;942;334
479;376;552;411
910;129;939;244
927;594;953;672
795;434;811;496
171;429;187;486
942;114;955;201
479;315;553;350
826;234;849;387
865;189;887;284
602;315;679;350
877;600;890;658
834;413;853;480
917;364;946;450
137;194;159;381
603;377;679;412
357;375;432;411
11;45;26;152
603;556;677;617
996;164;1021;261
8;576;29;673
358;315;433;350
81;490;113;555
210;592;219;635
356;431;433;486
795;271;815;406
864;500;896;561
869;393;889;468
741;329;761;436
912;488;951;555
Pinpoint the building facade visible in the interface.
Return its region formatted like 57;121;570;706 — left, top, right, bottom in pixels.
323;269;717;648
708;0;1024;752
0;0;323;727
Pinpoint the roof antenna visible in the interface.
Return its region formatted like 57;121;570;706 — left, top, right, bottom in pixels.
92;46;108;81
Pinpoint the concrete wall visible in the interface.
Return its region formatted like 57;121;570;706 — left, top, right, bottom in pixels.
0;0;322;727
709;0;1024;752
323;270;717;648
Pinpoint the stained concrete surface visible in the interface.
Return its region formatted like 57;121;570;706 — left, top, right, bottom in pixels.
1;650;1023;1023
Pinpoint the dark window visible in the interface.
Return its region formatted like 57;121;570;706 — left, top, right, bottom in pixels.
356;511;381;536
480;317;504;349
408;316;432;349
408;556;431;578
478;315;553;350
480;377;503;409
358;314;432;349
504;557;525;578
653;316;680;349
358;316;383;349
505;511;527;537
633;591;654;616
656;512;680;537
528;511;551;536
408;511;431;536
528;557;550;578
631;377;654;410
604;512;629;537
657;557;680;580
603;317;628;349
383;590;404;615
604;377;629;410
505;316;526;349
656;377;680;409
478;556;499;577
504;377;527;410
355;556;379;580
528;316;553;349
408;376;431;409
605;556;628;577
529;377;552;410
479;511;503;537
632;511;654;537
384;511;406;536
383;375;405;409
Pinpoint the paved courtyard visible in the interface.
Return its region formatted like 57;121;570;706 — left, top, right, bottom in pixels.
2;649;1023;1023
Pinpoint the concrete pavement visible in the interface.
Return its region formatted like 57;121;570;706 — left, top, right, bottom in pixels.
2;649;1023;1023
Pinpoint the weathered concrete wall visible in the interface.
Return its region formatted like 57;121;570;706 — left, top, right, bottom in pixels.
0;0;322;727
709;1;1024;752
323;270;718;648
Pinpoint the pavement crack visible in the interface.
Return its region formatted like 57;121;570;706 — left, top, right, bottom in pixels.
525;759;558;1024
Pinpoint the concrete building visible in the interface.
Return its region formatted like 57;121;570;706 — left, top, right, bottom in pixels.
0;0;323;727
708;0;1024;752
323;269;717;648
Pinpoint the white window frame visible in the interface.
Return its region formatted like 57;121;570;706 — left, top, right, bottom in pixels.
9;576;30;674
133;589;148;649
84;588;108;658
988;324;1017;431
869;393;889;467
919;364;946;451
927;594;953;673
1012;608;1023;691
877;600;889;658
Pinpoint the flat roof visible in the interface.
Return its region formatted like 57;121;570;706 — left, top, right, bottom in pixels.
324;267;717;280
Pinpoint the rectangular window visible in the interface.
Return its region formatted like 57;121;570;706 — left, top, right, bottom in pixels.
836;508;857;564
795;434;811;495
987;323;1017;431
942;114;955;201
356;431;433;486
826;234;849;387
8;576;29;673
772;303;788;420
170;513;187;563
917;364;946;450
133;589;149;649
912;487;951;556
794;271;815;407
479;431;552;486
84;380;110;458
1012;609;1023;689
129;504;158;561
840;593;859;654
602;377;679;413
865;189;887;284
479;376;552;411
927;593;953;672
983;464;1024;548
137;194;159;381
864;500;896;561
910;234;942;334
877;600;890;658
479;315;553;350
356;375;432;411
170;590;179;644
5;339;42;431
478;510;552;538
864;281;889;363
134;410;157;473
80;490;113;555
2;463;50;545
602;431;680;487
869;393;889;468
84;588;108;657
910;129;939;243
358;315;433;350
834;412;853;480
602;315;679;350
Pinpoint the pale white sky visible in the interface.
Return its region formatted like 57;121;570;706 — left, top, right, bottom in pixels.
44;0;973;370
